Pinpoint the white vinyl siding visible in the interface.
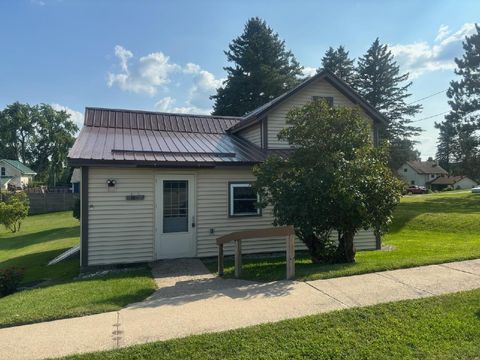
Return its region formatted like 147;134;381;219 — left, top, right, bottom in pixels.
238;122;262;147
87;166;377;265
88;168;155;265
266;78;374;148
397;163;434;187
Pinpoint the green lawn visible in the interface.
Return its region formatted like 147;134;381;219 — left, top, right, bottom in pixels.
65;288;480;360
0;212;156;328
203;191;480;281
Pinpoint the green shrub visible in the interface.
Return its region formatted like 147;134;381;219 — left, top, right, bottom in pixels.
0;266;24;297
0;192;29;232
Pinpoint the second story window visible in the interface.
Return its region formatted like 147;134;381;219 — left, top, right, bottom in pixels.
312;96;334;107
0;167;5;177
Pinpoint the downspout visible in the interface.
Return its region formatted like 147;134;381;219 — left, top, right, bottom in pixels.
80;166;89;268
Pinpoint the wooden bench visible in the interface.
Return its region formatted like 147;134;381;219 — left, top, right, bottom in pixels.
216;225;296;280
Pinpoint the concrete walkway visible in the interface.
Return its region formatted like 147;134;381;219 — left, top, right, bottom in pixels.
1;259;480;360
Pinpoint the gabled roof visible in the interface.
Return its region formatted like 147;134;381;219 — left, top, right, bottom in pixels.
228;69;388;133
0;159;37;175
430;175;475;185
405;160;448;175
68;108;266;167
68;72;387;167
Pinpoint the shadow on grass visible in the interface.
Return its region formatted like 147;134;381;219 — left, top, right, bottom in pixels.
0;248;80;283
0;226;79;251
203;253;359;282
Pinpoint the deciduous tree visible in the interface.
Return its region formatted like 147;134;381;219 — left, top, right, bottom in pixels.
254;100;403;263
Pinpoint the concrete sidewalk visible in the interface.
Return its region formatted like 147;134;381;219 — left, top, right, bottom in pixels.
1;259;480;360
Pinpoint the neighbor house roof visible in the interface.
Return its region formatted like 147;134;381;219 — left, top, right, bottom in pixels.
68;108;266;167
405;160;448;175
430;175;473;185
228;69;388;133
0;159;37;175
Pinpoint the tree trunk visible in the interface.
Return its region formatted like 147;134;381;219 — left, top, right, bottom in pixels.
374;226;382;250
302;234;325;263
336;230;356;263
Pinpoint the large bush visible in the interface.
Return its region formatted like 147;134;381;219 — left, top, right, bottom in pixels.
254;100;403;263
0;192;29;233
0;266;24;297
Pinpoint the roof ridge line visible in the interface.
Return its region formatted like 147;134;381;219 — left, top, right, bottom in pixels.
84;107;243;120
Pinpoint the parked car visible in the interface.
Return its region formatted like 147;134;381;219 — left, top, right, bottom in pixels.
406;185;427;194
472;186;480;193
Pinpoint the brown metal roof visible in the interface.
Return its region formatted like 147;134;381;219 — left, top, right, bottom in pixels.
83;107;241;134
68;108;266;167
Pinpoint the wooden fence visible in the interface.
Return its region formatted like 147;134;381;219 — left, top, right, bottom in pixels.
28;192;77;215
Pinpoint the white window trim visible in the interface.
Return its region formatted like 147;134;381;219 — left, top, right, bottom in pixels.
228;182;261;217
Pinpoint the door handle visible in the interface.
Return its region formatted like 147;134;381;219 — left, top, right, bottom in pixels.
191;216;195;228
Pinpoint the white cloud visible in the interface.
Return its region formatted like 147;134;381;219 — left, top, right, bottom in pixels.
302;66;317;77
154;97;211;115
108;45;181;96
108;46;223;115
390;22;476;78
154;96;177;112
51;104;84;130
31;0;46;6
188;68;224;108
434;24;450;42
183;63;202;74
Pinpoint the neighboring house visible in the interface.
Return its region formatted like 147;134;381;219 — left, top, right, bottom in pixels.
430;175;478;190
70;168;81;194
0;159;36;190
397;159;448;187
68;70;387;268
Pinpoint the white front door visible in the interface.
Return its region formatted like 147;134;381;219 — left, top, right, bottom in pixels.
155;175;195;259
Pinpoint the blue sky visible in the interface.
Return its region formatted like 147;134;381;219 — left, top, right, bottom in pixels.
1;0;479;159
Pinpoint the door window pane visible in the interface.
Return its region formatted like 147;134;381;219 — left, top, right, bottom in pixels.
163;180;188;233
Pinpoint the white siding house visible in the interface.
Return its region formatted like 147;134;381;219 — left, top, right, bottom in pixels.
68;70;387;267
0;159;36;190
397;160;448;187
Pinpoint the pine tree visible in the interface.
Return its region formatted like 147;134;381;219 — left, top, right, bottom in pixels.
356;38;422;168
211;17;303;116
320;46;356;85
436;24;480;179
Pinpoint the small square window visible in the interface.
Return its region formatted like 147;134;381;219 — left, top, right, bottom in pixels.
312;96;334;107
228;182;261;217
404;168;408;172
0;167;5;177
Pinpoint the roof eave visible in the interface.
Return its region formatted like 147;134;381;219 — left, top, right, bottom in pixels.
67;158;262;168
